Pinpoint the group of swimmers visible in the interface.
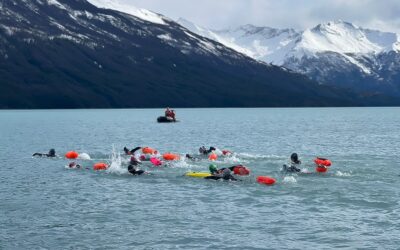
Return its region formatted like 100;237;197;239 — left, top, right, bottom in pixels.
122;145;247;179
33;146;327;181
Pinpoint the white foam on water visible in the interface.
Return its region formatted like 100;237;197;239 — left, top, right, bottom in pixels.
222;154;243;164
106;145;127;174
169;158;191;169
283;176;297;183
237;152;283;159
214;148;223;155
300;168;311;174
335;171;351;177
64;165;72;169
78;153;91;160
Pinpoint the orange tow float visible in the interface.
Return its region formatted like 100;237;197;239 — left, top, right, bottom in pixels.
142;147;156;155
93;162;108;171
162;153;180;161
314;157;332;173
256;176;276;185
208;153;218;161
65;151;79;159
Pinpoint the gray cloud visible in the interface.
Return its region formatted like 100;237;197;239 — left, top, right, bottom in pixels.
119;0;400;33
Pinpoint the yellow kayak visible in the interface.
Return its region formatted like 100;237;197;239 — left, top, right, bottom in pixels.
185;172;211;178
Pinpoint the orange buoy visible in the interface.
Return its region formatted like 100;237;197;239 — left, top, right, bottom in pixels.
233;165;250;176
257;176;276;185
208;153;218;161
316;166;328;173
162;153;180;161
314;157;332;167
93;162;108;170
142;147;156;154
65;151;79;159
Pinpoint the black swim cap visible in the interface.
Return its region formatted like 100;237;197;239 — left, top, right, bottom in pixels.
291;153;298;162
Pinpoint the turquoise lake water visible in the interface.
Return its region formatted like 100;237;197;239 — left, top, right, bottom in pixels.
0;108;399;249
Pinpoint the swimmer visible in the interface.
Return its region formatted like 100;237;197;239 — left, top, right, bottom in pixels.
199;146;216;155
205;164;237;181
33;148;56;157
124;146;141;155
130;156;141;166
127;164;145;175
68;162;82;169
282;153;301;173
185;154;200;161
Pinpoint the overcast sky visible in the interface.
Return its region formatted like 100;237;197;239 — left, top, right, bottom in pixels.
117;0;400;33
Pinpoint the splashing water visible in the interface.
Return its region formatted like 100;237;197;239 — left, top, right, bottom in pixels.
300;168;312;174
283;176;297;183
106;145;127;174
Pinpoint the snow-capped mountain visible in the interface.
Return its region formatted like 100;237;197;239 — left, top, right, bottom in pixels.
178;19;400;96
87;0;167;25
2;0;377;108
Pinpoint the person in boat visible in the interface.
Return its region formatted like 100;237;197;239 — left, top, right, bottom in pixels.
123;146;141;155
164;107;176;121
127;156;145;175
199;146;216;155
283;153;302;172
170;110;176;121
165;107;171;117
205;164;237;181
33;148;56;157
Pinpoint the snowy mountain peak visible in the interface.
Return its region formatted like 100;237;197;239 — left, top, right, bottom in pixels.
315;20;357;31
217;24;298;39
179;18;400;95
300;20;398;55
87;0;167;25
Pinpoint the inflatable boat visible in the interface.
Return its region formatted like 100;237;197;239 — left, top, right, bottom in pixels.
157;116;178;123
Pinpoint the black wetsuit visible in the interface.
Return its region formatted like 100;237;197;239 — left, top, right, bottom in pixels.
204;175;237;181
204;168;237;181
283;164;301;173
128;165;145;175
33;149;56;157
124;146;142;155
199;146;216;155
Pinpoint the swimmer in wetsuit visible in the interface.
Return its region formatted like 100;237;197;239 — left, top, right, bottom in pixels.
199;146;216;155
282;153;302;173
127;156;145;175
124;146;142;155
33;149;56;157
186;146;216;160
205;164;237;181
127;165;145;175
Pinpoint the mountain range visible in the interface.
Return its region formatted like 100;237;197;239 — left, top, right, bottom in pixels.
0;0;398;108
178;18;400;97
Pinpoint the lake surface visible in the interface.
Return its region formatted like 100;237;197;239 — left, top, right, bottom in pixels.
0;108;399;249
